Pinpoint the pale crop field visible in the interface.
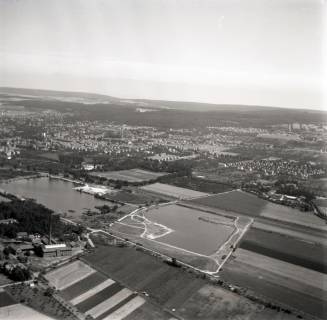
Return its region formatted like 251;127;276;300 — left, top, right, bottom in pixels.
0;303;54;320
45;260;96;290
140;182;209;199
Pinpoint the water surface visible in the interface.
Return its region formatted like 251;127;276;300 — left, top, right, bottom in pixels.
0;177;108;217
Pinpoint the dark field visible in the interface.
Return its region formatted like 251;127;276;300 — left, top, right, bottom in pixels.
0;169;32;180
0;290;16;307
221;259;326;319
61;271;107;301
159;175;233;194
83;243;206;307
83;241;300;320
103;190;161;205
240;228;327;274
76;282;123;313
189;190;267;217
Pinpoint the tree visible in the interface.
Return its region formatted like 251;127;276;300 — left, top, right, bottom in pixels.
10;265;31;281
44;287;54;297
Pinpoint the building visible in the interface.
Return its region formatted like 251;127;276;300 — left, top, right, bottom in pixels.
82;163;95;171
41;244;72;258
16;232;28;240
0;218;17;225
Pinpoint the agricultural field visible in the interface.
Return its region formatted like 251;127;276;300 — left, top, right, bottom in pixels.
110;203;252;273
0;303;54;320
37;152;60;162
314;198;327;215
234;249;326;295
0;289;16;308
189;190;327;230
160;175;233;194
83;242;299;320
44;260;96;290
261;202;327;230
4;284;79;320
189;190;267;217
177;284;299;320
220;249;326;319
103;190;165;205
140;182;209;200
46;260;170;320
90;168;168;183
239;228;327;274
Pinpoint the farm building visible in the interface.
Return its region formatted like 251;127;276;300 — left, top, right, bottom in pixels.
41;244;72;257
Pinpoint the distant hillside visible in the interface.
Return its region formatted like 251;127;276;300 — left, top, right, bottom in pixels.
0;87;325;128
0;87;118;101
1;86;325;113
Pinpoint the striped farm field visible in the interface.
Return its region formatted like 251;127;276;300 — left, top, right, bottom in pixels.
48;261;151;320
45;260;96;290
240;228;327;274
61;271;107;301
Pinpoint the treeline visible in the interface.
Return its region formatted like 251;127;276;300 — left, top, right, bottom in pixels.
0;199;85;239
1;263;31;281
274;180;316;201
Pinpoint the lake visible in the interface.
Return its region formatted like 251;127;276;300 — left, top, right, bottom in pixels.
0;177;109;218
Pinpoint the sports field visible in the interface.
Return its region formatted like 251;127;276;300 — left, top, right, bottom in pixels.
90;169;168;183
110;203;252;273
140;182;209;199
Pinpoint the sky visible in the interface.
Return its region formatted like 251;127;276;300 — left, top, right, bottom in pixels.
0;0;325;109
